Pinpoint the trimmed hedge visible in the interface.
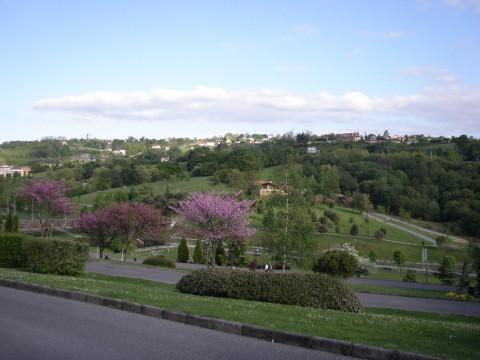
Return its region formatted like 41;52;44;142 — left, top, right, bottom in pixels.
23;237;89;276
0;233;27;268
312;250;358;279
143;255;176;268
176;269;363;312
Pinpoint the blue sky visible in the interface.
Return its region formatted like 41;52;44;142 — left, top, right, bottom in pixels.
1;0;479;141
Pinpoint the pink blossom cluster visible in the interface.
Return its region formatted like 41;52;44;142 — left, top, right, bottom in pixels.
174;192;256;241
77;202;164;241
18;180;71;215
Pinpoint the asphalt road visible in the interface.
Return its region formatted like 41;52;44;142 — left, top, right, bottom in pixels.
369;213;436;245
356;292;480;317
0;286;350;360
86;261;480;317
347;278;456;291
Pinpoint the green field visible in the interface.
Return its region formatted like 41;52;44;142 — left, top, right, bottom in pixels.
314;233;467;263
75;176;231;204
317;205;427;245
0;268;478;360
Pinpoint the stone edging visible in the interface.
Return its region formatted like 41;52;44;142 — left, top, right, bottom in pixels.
0;278;439;360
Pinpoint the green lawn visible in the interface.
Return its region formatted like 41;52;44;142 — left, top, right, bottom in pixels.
365;268;444;284
314;233;468;264
0;268;478;360
318;205;426;245
75;176;231;204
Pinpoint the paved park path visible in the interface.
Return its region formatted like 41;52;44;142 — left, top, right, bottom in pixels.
369;213;437;245
0;286;349;360
86;261;480;317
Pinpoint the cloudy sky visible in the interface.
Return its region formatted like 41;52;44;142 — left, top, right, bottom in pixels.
1;0;480;141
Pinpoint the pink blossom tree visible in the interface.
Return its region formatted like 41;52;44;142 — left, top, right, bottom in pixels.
115;202;165;261
78;202;165;261
77;205;123;259
174;192;256;266
18;180;71;237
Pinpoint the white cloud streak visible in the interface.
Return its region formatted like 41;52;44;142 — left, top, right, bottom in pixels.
444;0;480;11
33;81;480;134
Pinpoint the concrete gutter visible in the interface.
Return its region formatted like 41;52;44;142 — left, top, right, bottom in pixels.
0;278;439;360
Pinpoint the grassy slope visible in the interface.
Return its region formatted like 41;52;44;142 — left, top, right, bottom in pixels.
0;268;478;360
75;176;231;204
318;205;427;245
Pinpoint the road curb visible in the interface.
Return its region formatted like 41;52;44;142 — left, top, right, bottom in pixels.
0;278;439;360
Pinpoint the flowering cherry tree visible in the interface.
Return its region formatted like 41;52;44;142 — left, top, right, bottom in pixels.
174;192;256;266
18;180;71;237
77;205;123;259
78;202;164;261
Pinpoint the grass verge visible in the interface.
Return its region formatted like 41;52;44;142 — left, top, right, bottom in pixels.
0;268;478;359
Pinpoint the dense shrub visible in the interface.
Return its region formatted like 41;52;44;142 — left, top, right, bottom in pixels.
193;240;205;264
317;224;328;233
403;269;417;283
143;255;176;268
436;255;456;285
177;269;363;312
23;238;89;276
0;233;27;268
177;238;189;263
312;250;358;278
324;210;340;224
374;229;385;240
350;223;359;236
215;242;226;266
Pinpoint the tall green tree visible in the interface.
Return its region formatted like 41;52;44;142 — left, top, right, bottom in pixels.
317;165;340;197
393;250;405;272
193;240;205;264
215;241;226;266
177;238;189;263
261;206;316;270
436;255;456;285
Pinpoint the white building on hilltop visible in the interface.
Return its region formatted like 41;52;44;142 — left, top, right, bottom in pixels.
0;165;31;177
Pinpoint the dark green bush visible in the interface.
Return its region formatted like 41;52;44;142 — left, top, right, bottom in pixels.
23;238;89;276
403;269;417;283
177;269;362;312
324;210;340;224
193;240;205;264
312;250;358;278
318;224;328;233
177;238;189;263
143;255;175;268
215;242;226;266
350;223;359;236
0;233;27;268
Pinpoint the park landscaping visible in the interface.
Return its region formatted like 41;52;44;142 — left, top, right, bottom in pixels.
0;267;478;360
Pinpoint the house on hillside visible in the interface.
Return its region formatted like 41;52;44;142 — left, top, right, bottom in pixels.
307;146;318;154
0;165;31;177
254;180;286;197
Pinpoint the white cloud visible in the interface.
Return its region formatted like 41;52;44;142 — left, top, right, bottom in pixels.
420;0;480;12
291;23;318;36
444;0;480;11
402;66;458;83
277;64;305;73
33;80;480;135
